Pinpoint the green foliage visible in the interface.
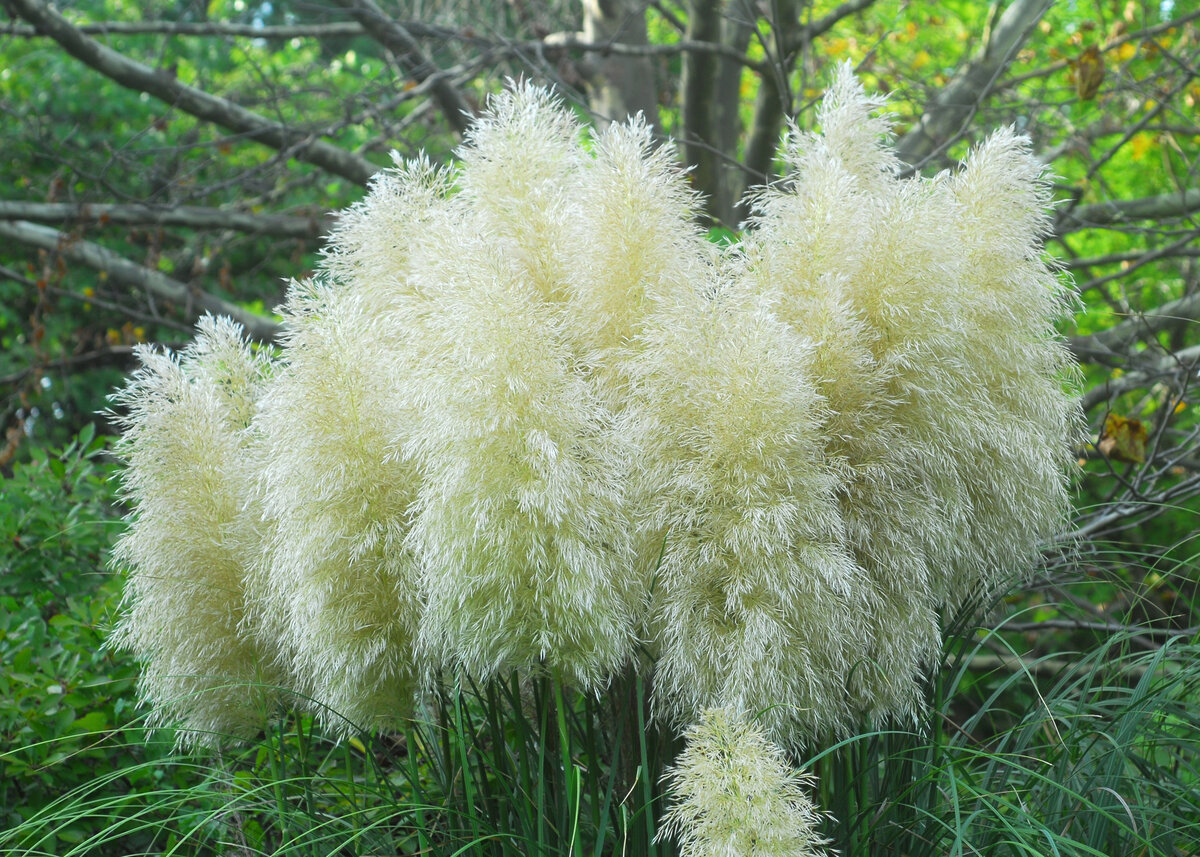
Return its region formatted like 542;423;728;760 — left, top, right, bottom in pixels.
0;585;138;852
1;423;115;607
1;670;675;857
0;427;135;846
0;0;417;449
0;368;1193;857
813;611;1200;856
0;435;1192;856
4;582;1197;856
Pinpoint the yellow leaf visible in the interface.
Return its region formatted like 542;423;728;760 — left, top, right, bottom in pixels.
1130;132;1155;160
1075;45;1105;100
824;37;848;55
913;50;931;70
1098;413;1148;463
1116;41;1137;62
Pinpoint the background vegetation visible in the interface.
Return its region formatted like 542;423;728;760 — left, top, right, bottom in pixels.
1;0;1197;854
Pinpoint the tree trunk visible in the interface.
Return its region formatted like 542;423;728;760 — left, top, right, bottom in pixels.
681;0;724;225
710;4;755;226
581;0;660;127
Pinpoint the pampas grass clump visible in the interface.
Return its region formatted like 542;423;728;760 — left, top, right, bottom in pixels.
109;66;1079;783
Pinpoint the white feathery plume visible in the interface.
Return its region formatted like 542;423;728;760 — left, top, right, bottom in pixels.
809;61;898;188
404;258;642;687
562;115;711;405
251;282;424;733
247;157;451;733
737;68;941;724
661;707;832;857
935;127;1083;609
320;154;456;291
109;315;278;747
736;63;1079;721
401;91;643;685
107;73;1081;753
625;279;868;743
453;81;583;304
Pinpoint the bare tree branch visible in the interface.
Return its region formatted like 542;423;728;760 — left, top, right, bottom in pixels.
576;0;661;128
0;18;479;41
1;20;373;38
1067;232;1200;297
0;201;331;239
781;0;878;57
3;0;379;186
1060;247;1200;270
742;0;800;200
0;345;140;387
1002;8;1200;90
0;220;280;342
680;0;725;224
895;0;1054;168
1080;343;1200;411
4;11;771;71
543;30;764;68
329;0;475;138
3;13;756;64
0;262;194;334
999;618;1197;638
1055;188;1200;233
1071;289;1200;361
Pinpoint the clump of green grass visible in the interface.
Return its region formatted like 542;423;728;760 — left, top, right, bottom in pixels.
4;580;1196;856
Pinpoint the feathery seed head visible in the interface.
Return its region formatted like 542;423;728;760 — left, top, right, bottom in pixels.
661;707;832;857
564;115;709;370
251;280;424;733
406;262;642;688
734;66;1080;723
781;61;898;190
626;282;869;742
320;154;455;292
109;315;279;747
454;82;583;303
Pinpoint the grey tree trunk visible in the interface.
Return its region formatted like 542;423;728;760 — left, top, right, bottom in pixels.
581;0;661;127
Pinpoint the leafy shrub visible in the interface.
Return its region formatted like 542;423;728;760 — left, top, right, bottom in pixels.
2;424;115;609
0;427;133;844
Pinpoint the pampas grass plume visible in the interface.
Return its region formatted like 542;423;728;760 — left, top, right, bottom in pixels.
627;280;868;742
109;315;277;746
403;86;643;687
251;281;424;733
661;707;831;857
